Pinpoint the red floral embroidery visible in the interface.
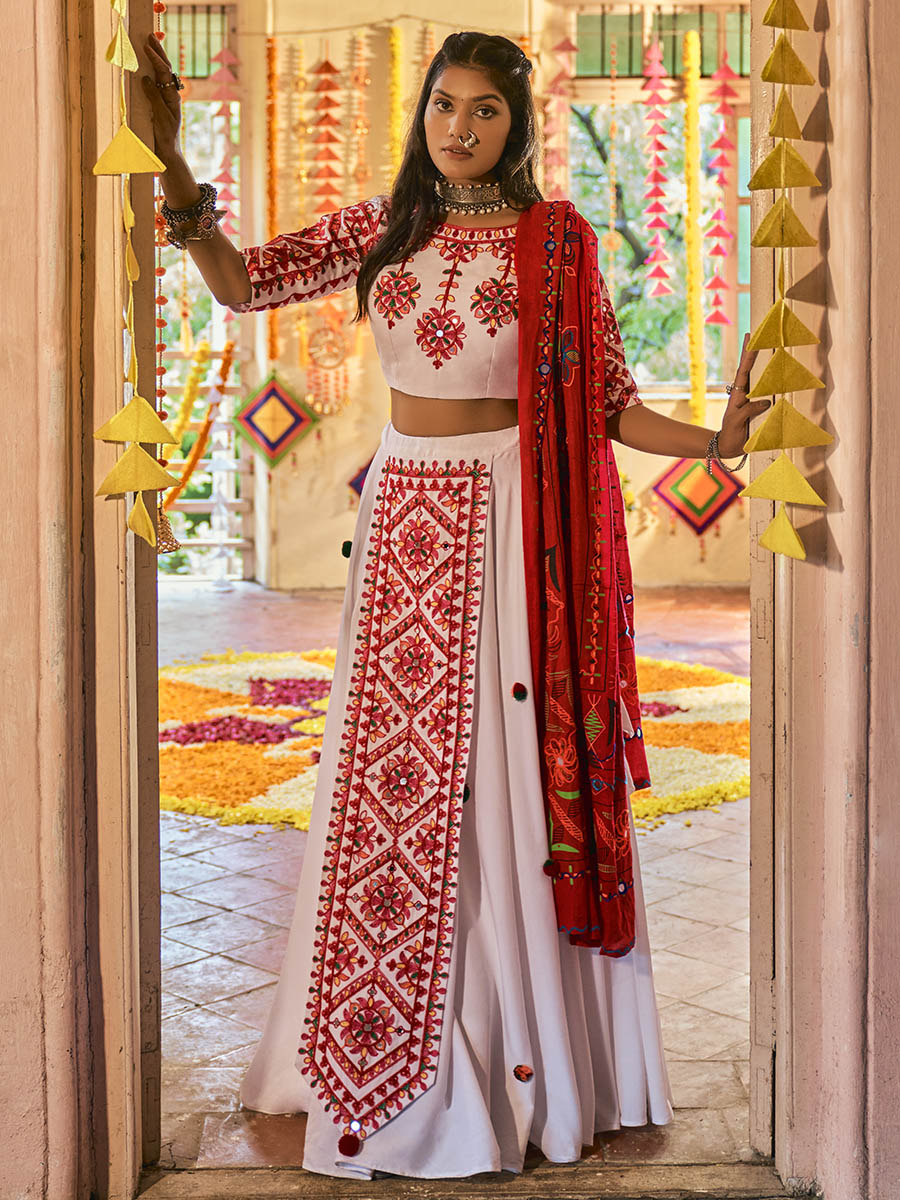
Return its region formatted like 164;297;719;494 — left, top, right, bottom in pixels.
300;455;490;1141
376;751;427;808
373;267;421;328
470;277;518;336
360;872;414;931
414;306;466;368
545;736;579;784
339;999;397;1053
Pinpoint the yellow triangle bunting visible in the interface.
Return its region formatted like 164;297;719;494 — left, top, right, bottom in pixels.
96;442;180;496
761;34;816;86
769;90;804;139
93;123;166;175
752;196;817;248
105;19;139;71
762;0;810;31
748;347;825;397
94;394;179;445
748;140;821;191
743;398;833;452
740;453;826;506
127;492;157;547
759;503;808;559
748;299;820;350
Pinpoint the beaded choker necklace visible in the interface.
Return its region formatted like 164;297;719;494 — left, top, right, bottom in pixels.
434;177;506;215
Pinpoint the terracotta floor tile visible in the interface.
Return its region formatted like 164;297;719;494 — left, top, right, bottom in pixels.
161;856;230;894
226;928;290;973
646;910;718;952
659;1002;749;1061
163;953;277;1005
690;974;751;1022
245;854;306;888
206;983;277;1032
161;893;225;931
162;1007;259;1066
693;832;751;863
643;950;742;1002
161;992;196;1020
644;849;740;888
599;1106;738;1164
161;1066;245;1114
194;839;303;874
721;1103;751;1151
159;1112;206;1170
177;872;292;911
706;867;751;897
667;925;751;975
167;910;283;954
639;873;689;907
160;936;207;970
207;1039;261;1067
654;886;749;929
665;1059;745;1109
237;892;298;928
194;1111;307;1167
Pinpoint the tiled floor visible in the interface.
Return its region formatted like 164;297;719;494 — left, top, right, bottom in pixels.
157;581;754;1171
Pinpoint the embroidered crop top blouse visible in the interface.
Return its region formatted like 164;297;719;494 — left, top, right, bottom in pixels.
233;194;642;413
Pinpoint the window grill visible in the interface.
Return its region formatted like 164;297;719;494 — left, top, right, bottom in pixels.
576;5;751;78
159;4;233;79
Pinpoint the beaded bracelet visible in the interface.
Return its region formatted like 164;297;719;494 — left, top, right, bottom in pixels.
160;181;226;250
705;431;749;477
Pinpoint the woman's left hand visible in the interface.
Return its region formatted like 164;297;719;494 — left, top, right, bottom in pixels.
717;333;769;458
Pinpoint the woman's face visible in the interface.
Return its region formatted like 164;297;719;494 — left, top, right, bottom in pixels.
423;65;512;184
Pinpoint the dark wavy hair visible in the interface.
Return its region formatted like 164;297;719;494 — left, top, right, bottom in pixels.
354;31;542;321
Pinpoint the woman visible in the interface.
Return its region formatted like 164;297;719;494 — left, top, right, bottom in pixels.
144;30;763;1180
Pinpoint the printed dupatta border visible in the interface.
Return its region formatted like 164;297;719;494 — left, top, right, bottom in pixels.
515;200;649;953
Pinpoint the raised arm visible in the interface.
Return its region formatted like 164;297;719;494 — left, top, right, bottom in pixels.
141;34;388;312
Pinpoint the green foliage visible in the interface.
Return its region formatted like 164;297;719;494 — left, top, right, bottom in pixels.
568;101;726;385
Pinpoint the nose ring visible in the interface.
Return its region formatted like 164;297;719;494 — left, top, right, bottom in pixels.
458;130;479;149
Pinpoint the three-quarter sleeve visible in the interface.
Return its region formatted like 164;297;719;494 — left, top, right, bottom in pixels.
231;195;390;313
597;272;643;419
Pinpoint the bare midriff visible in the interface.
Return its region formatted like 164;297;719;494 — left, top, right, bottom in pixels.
389;390;518;437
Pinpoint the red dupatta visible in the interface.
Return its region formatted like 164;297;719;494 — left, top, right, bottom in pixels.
515;200;650;954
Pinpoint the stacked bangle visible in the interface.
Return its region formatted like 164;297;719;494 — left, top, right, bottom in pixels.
705;430;749;477
160;181;226;250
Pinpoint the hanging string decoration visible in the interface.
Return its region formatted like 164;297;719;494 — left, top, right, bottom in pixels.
419;23;436;88
600;40;623;282
641;41;673;299
349;34;372;200
170;340;212;445
682;31;707;427
163;340;236;510
266;35;280;362
542;37;577;200
387;25;404;181
742;0;829;560
705;53;739;327
233;372;321;467
304;53;352;416
210;47;241;243
92;0;177;548
290;41;311;369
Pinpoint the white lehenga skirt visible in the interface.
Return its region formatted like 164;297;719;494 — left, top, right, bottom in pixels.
240;421;674;1180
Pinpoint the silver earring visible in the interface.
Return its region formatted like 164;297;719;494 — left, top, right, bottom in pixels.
458;130;479;149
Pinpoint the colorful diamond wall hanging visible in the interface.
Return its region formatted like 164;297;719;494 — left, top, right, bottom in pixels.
233;372;320;466
652;457;743;535
348;454;375;499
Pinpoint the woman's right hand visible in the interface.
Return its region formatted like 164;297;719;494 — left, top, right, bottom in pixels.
141;33;183;162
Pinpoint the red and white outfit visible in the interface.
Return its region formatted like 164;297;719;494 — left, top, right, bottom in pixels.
234;197;673;1179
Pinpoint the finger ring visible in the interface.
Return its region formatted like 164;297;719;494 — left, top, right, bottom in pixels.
155;73;184;91
726;383;747;395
